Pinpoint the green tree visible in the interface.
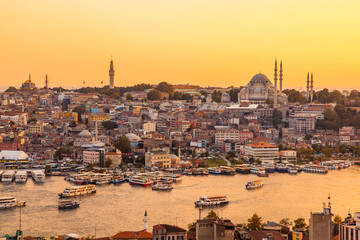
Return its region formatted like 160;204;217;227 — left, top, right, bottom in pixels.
73;105;86;122
102;121;118;130
104;158;113;168
279;218;292;227
293;218;307;230
147;89;162;100
333;214;342;225
114;136;132;153
228;88;240;102
126;93;133;101
247;213;264;230
273;110;283;128
283;89;307;104
188;222;196;232
205;210;219;220
321;147;334;158
28;118;38;124
55;147;71;160
226;151;236;160
212;91;222;103
156;82;174;93
69;120;77;128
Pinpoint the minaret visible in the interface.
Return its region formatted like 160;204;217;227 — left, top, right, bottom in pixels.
310;73;314;102
274;59;278;107
306;72;310;102
29;74;31;82
143;210;148;231
279;61;283;93
109;59;115;89
44;74;49;89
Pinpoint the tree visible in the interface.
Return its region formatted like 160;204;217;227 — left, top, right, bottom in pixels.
293;218;307;230
279;218;292;227
212;91;221;103
247;213;264;230
226;151;236;160
102;121;118;130
28;118;37;124
104;158;113;168
147;89;161;100
321;147;334;158
205;210;219;219
69;120;77;128
273;110;283;128
5;86;17;92
156;82;174;93
333;214;342;225
73;105;86;122
283;89;307;104
188;222;196;232
126;93;133;101
55;147;71;160
114;136;132;153
228;88;240;102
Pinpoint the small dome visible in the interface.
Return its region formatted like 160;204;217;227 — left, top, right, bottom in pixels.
221;93;230;97
125;133;141;141
78;130;92;138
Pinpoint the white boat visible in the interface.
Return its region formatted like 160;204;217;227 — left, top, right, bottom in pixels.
246;180;263;190
129;177;152;186
288;169;298;175
31;170;46;182
15;171;28;183
0;197;26;209
208;167;222;175
59;184;96;198
194;196;229;207
1;170;16;182
152;182;173;191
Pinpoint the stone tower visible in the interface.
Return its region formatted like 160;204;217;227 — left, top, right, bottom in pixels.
109;59;115;89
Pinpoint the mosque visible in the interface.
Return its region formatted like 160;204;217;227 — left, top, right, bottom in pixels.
238;60;288;106
20;74;37;90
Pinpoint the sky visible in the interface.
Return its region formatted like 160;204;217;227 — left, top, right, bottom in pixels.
1;0;360;90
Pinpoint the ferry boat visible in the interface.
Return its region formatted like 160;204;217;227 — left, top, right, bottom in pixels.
245;180;263;190
303;165;328;174
31;170;46;182
1;171;16;182
183;169;192;175
152;182;173;191
58;200;80;209
129;177;152;186
257;168;269;177
58;185;96;198
194;196;229;207
164;174;182;183
235;165;251;174
220;167;236;175
0;197;26;209
15;171;27;183
208;167;222;175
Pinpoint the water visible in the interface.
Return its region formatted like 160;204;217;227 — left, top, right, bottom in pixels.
1;167;360;236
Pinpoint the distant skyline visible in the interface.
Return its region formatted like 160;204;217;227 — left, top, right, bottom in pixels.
1;0;360;89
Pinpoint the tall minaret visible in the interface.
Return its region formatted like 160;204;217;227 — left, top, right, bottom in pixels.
29;74;31;81
310;73;314;102
109;59;115;89
44;74;49;89
143;210;148;231
306;72;310;101
274;59;278;107
279;61;283;93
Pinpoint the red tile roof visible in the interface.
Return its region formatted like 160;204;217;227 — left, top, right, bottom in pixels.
112;230;153;239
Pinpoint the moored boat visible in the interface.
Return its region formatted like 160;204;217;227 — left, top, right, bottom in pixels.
0;197;26;209
129;177;152;186
1;171;15;182
15;171;27;183
194;196;229;207
58;184;96;198
245;180;263;190
31;170;46;182
208;167;222;175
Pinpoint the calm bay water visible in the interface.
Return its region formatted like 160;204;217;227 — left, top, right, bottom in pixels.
1;166;360;236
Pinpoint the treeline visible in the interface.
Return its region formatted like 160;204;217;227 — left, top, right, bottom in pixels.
317;105;360;130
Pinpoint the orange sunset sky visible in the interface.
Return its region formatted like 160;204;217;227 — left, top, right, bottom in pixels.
1;0;360;90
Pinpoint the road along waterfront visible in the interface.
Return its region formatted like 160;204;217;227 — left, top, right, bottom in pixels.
1;166;360;236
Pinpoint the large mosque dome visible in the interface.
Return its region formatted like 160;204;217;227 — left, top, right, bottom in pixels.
249;74;272;85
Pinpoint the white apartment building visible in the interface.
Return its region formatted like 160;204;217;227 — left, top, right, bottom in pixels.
215;129;240;144
244;142;279;163
143;122;156;134
339;212;360;240
289;114;316;133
